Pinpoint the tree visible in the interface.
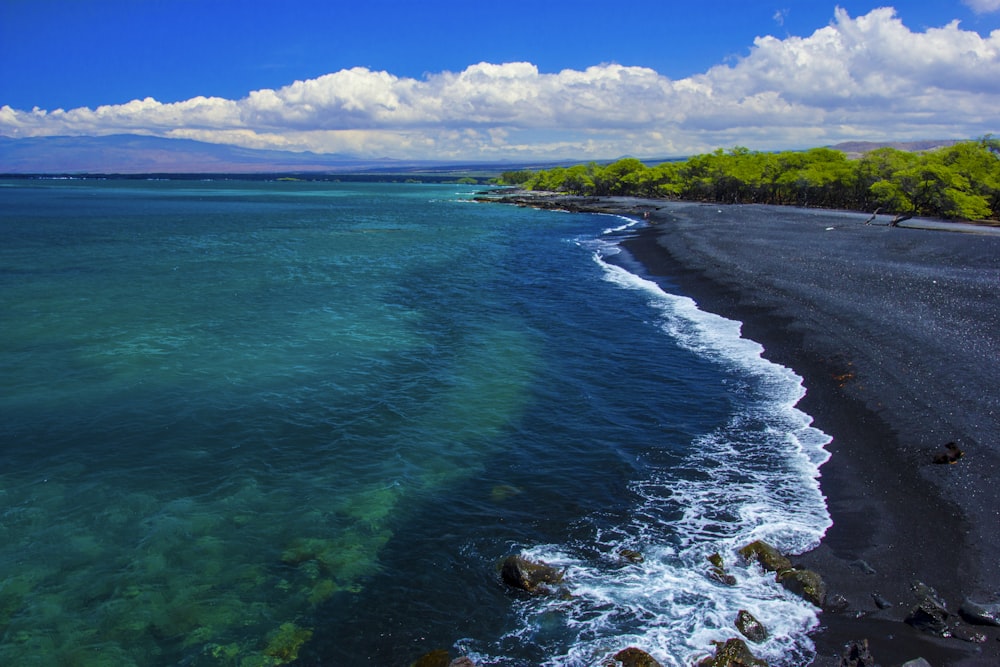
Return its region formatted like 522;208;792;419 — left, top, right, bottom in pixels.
513;141;997;221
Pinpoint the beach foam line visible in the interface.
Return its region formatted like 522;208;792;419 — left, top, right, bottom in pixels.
491;231;833;667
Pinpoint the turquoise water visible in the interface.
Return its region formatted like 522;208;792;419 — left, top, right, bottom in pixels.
0;180;830;666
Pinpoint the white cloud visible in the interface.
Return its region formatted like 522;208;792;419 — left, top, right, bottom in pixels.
2;7;998;159
964;0;1000;13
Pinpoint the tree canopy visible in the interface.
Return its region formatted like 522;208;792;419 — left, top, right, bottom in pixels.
501;139;1000;222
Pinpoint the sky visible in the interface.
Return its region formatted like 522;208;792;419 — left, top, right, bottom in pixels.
1;0;999;161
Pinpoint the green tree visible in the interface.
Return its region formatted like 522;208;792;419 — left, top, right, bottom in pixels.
498;170;535;185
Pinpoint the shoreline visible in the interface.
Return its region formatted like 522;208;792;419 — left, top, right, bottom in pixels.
480;192;1000;665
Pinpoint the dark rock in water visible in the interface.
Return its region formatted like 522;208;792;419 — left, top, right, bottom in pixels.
735;609;769;643
500;554;564;594
696;638;768;667
411;649;451;667
776;568;827;608
905;596;951;636
959;599;1000;626
872;592;893;609
839;639;875;667
932;441;964;464
708;553;737;586
611;646;662;667
737;541;792;573
619;548;645;564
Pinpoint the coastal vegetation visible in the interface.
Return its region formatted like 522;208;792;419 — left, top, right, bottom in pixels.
500;138;1000;222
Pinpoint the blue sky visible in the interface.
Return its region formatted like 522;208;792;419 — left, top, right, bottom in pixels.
2;1;999;160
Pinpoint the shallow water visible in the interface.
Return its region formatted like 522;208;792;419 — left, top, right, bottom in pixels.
0;179;829;666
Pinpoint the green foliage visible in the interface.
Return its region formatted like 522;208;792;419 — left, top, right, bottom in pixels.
498;170;535;185
519;141;999;221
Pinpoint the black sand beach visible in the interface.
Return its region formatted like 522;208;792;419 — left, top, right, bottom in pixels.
484;193;1000;666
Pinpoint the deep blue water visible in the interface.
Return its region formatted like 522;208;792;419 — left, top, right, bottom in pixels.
0;180;830;666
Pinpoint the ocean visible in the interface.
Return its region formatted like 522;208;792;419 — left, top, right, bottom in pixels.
0;179;831;666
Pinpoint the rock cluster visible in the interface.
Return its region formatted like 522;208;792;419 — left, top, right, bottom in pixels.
903;581;989;643
738;540;827;608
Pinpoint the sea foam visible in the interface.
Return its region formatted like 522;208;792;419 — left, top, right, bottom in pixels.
494;227;832;666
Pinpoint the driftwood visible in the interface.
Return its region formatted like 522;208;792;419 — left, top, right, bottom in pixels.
864;207;913;227
889;212;914;227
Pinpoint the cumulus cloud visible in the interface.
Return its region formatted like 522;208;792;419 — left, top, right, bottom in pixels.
2;7;998;159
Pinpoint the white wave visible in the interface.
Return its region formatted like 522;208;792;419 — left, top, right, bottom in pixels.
601;216;642;235
495;246;833;666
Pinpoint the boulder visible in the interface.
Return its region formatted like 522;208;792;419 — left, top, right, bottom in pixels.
900;660;932;667
708;553;737;586
871;592;893;609
825;593;850;612
959;599;1000;627
738;541;792;573
610;646;662;667
839;639;875;667
932;441;964;464
905;596;951;636
776;568;827;608
500;554;564;594
696;638;768;667
735;610;768;643
619;549;645;564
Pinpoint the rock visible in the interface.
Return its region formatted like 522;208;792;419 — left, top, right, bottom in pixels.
839;639;875;667
949;625;988;643
905;596;951;636
777;568;827;608
449;658;478;667
500;554;564;594
735;609;768;643
849;559;876;575
900;659;932;667
411;649;450;667
872;592;893;609
696;638;768;667
619;549;644;564
959;599;1000;626
737;541;792;573
932;441;964;464
825;593;850;613
910;581;944;605
262;622;313;664
610;646;662;667
708;553;737;586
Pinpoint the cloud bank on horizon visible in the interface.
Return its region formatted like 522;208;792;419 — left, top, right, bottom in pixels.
2;6;999;161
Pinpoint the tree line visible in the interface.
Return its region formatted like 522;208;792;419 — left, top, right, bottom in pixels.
499;138;1000;222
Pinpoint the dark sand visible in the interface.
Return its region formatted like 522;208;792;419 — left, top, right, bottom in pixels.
484;193;1000;665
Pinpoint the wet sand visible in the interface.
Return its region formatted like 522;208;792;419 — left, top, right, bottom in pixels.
483;192;1000;665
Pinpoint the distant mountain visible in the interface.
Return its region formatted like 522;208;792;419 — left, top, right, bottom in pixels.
829;139;961;158
0;134;448;174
